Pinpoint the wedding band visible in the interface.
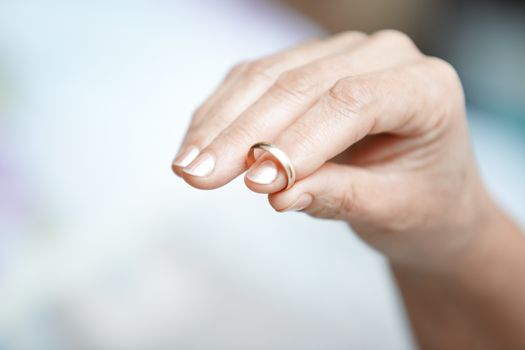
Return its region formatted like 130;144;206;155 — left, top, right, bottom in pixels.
246;142;296;190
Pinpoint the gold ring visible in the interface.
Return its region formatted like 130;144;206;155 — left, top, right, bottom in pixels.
246;142;296;190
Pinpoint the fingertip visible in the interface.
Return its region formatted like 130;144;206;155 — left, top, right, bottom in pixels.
171;162;184;177
172;145;200;167
268;188;312;212
171;144;201;178
244;158;288;193
243;174;287;194
180;172;222;190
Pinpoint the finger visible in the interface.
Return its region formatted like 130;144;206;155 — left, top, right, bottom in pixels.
244;57;462;193
267;162;394;221
267;161;423;244
171;63;248;176
182;30;424;189
172;31;367;176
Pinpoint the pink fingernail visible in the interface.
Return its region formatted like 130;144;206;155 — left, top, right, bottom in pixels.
172;145;200;168
183;152;215;177
246;160;278;184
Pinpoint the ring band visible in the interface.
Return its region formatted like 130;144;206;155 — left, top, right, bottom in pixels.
246;142;296;190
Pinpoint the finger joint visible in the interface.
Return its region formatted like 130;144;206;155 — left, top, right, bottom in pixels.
272;69;318;102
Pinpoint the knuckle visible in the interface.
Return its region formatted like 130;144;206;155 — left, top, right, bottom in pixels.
192;104;207;120
243;59;277;82
425;56;460;83
333;30;368;42
327;78;373;120
272;68;318;101
372;29;418;51
422;57;463;97
191;104;210;126
227;61;250;78
424;56;465;116
373;29;412;44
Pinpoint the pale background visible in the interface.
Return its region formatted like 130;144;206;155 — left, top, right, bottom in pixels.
0;1;524;349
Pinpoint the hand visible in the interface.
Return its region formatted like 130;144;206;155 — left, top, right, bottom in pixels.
172;30;490;269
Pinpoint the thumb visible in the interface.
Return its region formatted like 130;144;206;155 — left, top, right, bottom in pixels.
268;162;407;225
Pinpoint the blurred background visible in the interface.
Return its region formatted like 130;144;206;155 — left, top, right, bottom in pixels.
0;0;523;349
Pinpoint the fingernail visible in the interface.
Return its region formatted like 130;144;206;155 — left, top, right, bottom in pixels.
172;145;200;168
183;153;215;177
283;194;313;212
246;160;278;184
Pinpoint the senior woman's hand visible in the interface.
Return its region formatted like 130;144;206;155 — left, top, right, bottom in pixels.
172;30;525;349
172;30;486;268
